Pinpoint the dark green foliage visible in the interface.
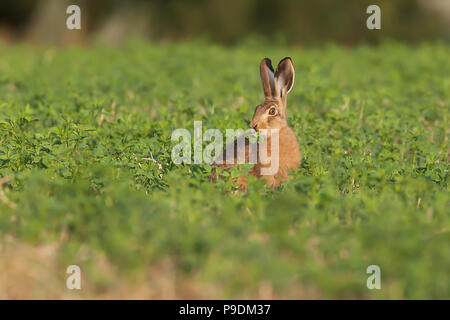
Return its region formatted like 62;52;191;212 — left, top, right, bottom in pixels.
0;41;448;298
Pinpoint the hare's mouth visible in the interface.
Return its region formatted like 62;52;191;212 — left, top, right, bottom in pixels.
249;121;259;131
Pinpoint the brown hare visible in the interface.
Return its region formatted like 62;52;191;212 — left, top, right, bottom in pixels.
211;57;301;192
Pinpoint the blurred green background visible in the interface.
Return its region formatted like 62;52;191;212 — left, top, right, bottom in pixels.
0;0;449;45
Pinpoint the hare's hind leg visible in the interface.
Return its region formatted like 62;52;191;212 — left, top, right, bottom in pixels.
263;169;288;188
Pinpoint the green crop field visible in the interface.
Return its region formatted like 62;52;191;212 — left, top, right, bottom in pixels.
0;40;448;299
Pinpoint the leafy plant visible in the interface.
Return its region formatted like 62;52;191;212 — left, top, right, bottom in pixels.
0;40;448;298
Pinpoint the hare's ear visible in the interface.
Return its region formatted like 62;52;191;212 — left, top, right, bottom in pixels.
260;58;275;98
274;57;295;98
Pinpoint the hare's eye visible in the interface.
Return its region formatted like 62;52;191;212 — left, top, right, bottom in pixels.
268;108;276;115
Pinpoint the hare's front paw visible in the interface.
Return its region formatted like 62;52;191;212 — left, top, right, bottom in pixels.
236;176;248;194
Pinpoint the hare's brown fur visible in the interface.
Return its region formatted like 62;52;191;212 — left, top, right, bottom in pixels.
212;57;301;192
